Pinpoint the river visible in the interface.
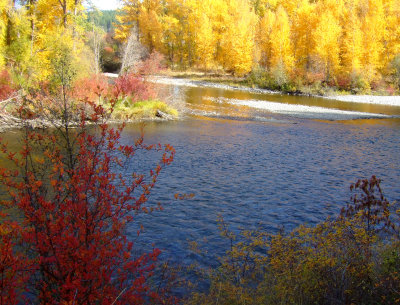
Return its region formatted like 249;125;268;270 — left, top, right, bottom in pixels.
2;79;400;272
122;80;400;269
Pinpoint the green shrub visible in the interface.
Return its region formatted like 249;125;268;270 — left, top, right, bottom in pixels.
350;72;370;94
246;65;297;93
391;54;400;90
112;99;178;120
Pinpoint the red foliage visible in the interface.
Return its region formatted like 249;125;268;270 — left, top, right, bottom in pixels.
72;75;110;102
304;71;325;85
341;175;392;234
136;52;166;76
0;220;31;305
386;85;396;95
336;73;351;90
111;52;165;103
0;70;17;100
0;101;175;304
113;73;156;102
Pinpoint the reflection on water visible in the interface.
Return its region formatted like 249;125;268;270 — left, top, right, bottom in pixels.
182;86;400;121
1;83;400;271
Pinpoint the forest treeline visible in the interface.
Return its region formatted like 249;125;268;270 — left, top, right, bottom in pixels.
0;0;106;87
0;1;179;127
117;0;400;92
1;0;398;93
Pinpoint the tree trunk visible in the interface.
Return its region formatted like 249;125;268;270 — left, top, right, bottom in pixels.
5;1;16;47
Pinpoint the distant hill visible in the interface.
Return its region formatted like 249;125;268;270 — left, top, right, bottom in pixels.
87;10;117;32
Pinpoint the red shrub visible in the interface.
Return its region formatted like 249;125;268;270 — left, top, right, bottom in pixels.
136;52;166;76
113;73;156;102
72;75;109;102
386;85;396;95
305;71;325;85
0;220;31;305
370;78;386;91
0;70;17;100
0;101;176;304
336;73;351;90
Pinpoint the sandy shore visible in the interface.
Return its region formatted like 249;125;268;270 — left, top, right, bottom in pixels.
324;95;400;106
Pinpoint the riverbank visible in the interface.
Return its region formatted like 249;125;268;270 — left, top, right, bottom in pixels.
324;95;400;106
151;74;400;107
0;95;178;133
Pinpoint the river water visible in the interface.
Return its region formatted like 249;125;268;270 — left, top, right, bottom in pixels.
121;80;400;268
2;80;400;271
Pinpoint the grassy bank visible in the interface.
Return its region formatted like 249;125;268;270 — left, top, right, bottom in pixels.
0;97;179;133
112;99;178;121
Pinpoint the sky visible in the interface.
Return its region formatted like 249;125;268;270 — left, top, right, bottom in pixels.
89;0;122;11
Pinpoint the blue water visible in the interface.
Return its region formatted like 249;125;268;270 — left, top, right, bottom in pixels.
1;83;399;274
117;84;400;268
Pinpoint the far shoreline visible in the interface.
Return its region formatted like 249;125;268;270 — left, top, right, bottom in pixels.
142;73;400;107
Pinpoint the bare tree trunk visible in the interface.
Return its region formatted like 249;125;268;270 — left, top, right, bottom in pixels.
57;0;67;28
121;26;148;74
93;26;101;75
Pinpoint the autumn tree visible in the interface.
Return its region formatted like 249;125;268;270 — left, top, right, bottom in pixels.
360;0;385;83
219;0;257;76
313;9;341;82
115;0;400;87
190;0;215;70
257;9;275;69
291;0;317;72
0;63;175;304
269;5;293;75
341;0;363;76
382;0;400;71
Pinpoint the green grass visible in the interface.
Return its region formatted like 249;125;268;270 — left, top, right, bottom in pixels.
112;99;178;120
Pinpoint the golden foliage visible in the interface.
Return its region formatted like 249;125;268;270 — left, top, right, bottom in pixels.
0;0;95;87
117;0;400;88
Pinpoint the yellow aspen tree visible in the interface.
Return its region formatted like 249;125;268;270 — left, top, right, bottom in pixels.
0;0;8;67
313;10;342;81
25;0;87;80
219;0;257;76
137;0;164;52
341;1;363;74
320;0;345;20
35;0;83;32
189;0;216;70
162;0;193;68
35;0;80;29
251;0;278;16
162;14;180;65
279;0;301;18
257;9;275;69
360;0;385;82
116;0;164;52
269;5;294;74
209;0;229;66
115;0;140;41
291;0;317;72
381;0;400;69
